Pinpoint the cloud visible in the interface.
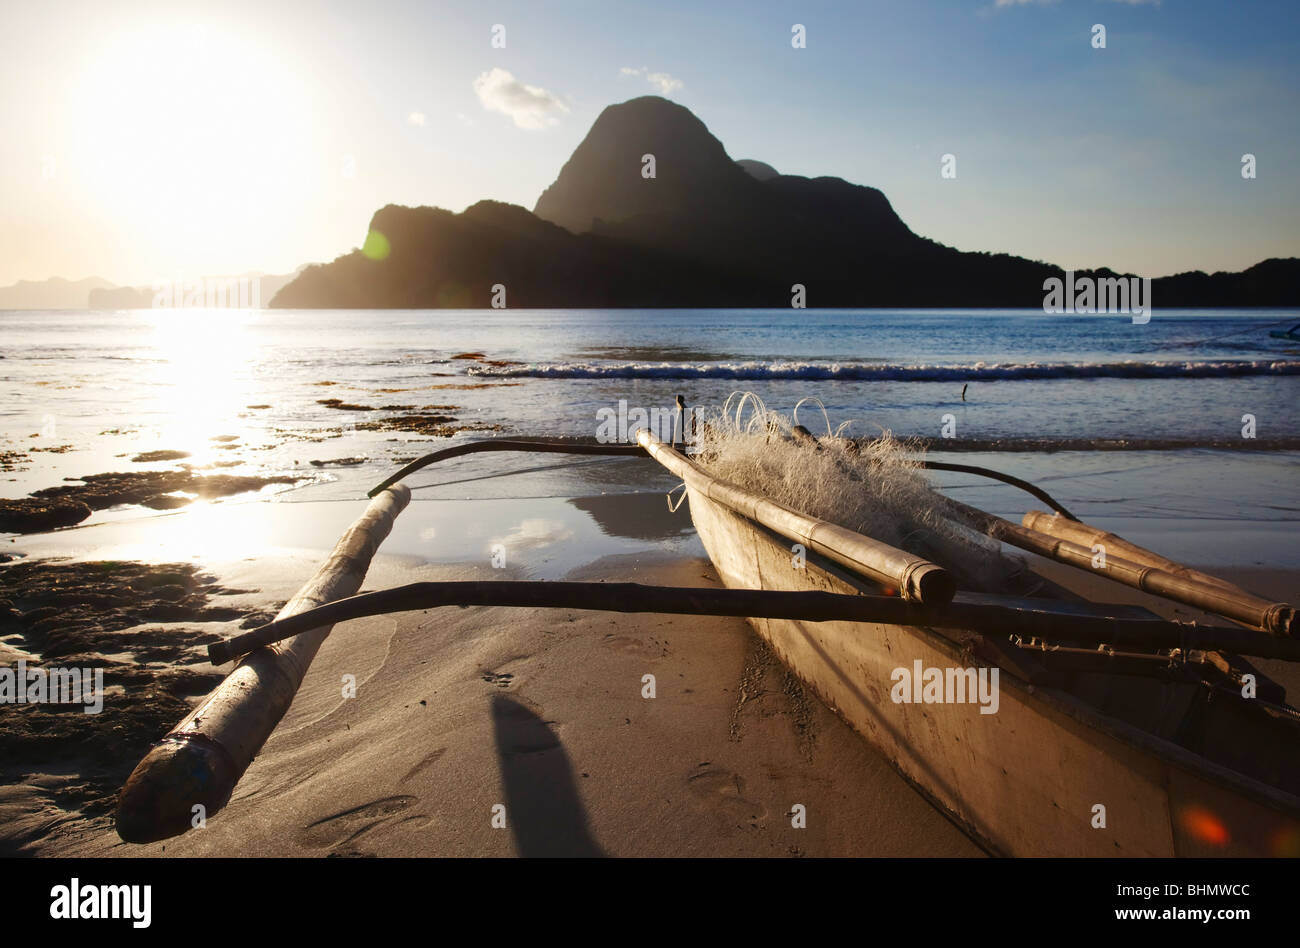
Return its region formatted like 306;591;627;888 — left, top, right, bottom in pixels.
472;68;569;129
1105;0;1161;4
490;518;574;553
407;111;426;127
619;66;684;96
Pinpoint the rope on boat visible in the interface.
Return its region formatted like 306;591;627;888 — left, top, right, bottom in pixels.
666;482;689;513
792;396;834;437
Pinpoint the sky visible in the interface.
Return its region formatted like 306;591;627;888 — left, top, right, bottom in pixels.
1;0;1297;287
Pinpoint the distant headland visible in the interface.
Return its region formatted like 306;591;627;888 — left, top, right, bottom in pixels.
270;97;1300;310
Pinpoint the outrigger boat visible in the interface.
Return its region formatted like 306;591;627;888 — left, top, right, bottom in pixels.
115;406;1300;856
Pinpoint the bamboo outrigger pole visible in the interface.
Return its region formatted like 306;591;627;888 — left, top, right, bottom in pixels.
776;422;1296;636
1021;510;1245;594
946;498;1296;637
368;439;645;497
114;484;410;844
207;579;1300;664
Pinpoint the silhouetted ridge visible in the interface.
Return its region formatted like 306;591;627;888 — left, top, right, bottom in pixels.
271;202;781;309
534;96;755;235
736;159;779;181
272;97;1300;308
532;96;925;276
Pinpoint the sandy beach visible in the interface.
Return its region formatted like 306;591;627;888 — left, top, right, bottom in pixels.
2;555;981;856
1;485;987;858
1;481;1295;858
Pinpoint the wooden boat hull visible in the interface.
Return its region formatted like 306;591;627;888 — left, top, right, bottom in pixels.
686;483;1300;857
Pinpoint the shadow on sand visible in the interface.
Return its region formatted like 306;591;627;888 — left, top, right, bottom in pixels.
490;694;606;857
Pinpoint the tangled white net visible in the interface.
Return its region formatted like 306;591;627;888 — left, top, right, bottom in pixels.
691;393;1005;589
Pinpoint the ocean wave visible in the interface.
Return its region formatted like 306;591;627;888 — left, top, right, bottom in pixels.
465;359;1300;382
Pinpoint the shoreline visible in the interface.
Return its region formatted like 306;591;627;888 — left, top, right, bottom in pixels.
8;484;1299;571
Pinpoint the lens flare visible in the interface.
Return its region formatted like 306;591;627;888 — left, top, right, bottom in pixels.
362;230;390;260
1270;824;1300;858
1177;805;1230;847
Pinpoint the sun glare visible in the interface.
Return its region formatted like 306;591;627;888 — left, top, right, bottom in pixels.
74;20;310;260
147;307;258;455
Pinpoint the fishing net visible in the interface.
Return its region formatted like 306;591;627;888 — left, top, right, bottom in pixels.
691;393;1006;589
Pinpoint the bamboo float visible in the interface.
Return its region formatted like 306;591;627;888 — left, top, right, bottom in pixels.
207;579;1300;664
114;484;411;844
1022;510;1247;594
674;423;1294;635
785;422;1295;636
946;498;1296;637
637;429;955;606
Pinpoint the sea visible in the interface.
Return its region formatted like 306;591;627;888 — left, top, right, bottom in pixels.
3;308;1299;570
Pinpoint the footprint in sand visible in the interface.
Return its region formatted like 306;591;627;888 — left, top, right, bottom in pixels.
398;748;447;786
297;795;421;851
687;769;768;826
481;671;515;688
